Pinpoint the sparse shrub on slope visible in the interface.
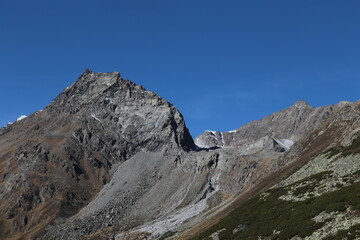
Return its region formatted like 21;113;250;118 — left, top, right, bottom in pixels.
192;171;360;240
324;137;360;158
324;223;360;240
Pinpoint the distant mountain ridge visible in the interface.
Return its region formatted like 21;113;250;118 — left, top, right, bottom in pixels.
194;100;351;154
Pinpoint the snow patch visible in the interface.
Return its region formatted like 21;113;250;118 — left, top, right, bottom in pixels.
65;83;75;90
16;115;27;121
273;138;294;150
206;130;217;135
228;129;237;133
35;109;43;115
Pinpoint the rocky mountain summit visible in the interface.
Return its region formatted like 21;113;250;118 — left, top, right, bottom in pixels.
0;70;194;239
0;70;358;240
194;100;350;153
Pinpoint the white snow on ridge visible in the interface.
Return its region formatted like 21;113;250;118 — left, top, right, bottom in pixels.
3;115;27;127
65;83;75;90
34;109;43;115
206;130;217;135
16;115;27;121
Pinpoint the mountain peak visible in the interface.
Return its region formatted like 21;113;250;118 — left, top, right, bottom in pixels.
77;69;121;86
82;68;92;75
195;99;333;149
47;70;195;151
335;100;352;108
293;100;309;107
48;71;123;111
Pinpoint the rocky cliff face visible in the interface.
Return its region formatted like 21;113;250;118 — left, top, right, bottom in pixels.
48;69;194;153
194;100;346;154
0;69;357;240
190;101;360;240
0;70;194;239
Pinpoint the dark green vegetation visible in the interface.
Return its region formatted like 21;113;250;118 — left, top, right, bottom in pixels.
192;171;360;240
342;170;360;185
0;220;4;239
324;223;360;240
290;171;333;196
302;171;333;182
159;231;176;240
324;137;360;158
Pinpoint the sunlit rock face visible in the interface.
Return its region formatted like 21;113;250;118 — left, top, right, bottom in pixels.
0;70;195;239
194;100;337;154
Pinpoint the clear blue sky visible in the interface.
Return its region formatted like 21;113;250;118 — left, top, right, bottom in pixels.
1;1;360;137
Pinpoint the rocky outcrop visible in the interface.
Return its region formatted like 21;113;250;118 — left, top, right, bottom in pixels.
48;69;195;153
184;101;360;240
194;100;344;154
0;70;194;239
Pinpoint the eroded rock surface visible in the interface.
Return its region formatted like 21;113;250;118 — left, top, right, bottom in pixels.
0;70;194;239
194;100;342;153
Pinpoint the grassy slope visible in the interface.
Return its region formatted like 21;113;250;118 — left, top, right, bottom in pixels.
190;137;360;240
324;137;360;159
192;171;360;240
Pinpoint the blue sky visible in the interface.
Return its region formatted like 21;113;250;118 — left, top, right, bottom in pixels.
1;1;360;137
